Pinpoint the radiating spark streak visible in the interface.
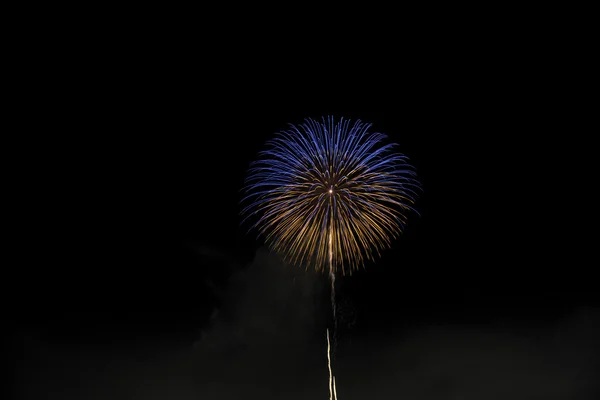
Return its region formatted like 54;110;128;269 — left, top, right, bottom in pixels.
241;116;420;275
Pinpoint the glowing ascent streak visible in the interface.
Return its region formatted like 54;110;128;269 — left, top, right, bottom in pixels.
327;329;338;400
328;223;339;399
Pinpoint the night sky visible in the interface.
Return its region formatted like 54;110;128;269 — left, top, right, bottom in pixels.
10;49;598;398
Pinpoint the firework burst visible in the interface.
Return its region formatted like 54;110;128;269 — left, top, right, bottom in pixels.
241;116;420;275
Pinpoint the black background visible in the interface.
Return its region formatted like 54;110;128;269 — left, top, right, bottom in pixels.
8;18;597;399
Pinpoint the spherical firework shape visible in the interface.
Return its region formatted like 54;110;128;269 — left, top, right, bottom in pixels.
241;117;420;275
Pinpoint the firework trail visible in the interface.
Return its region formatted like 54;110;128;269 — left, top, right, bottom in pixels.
242;116;420;397
329;225;337;355
327;328;338;400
